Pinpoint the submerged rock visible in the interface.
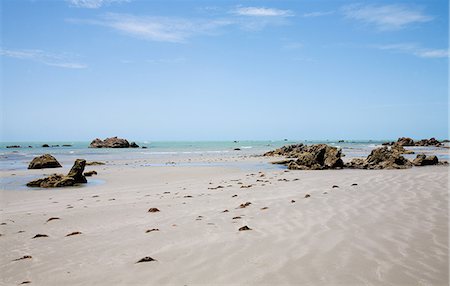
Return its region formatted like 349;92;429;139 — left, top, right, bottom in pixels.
89;137;130;148
27;159;87;188
28;154;62;169
266;144;344;170
130;142;139;148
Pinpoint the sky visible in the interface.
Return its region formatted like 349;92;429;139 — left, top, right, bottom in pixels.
0;0;448;141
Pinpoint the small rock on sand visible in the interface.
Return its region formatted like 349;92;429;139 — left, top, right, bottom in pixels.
136;256;156;263
239;226;252;231
304;194;311;198
12;255;32;261
145;229;159;233
66;231;82;237
46;217;60;223
148;208;160;213
239;202;251;208
332;185;339;188
32;234;48;239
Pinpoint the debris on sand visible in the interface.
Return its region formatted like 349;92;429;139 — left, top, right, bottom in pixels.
136;256;156;263
239;226;252;231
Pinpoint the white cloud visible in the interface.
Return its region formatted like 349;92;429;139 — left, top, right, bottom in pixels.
87;14;233;43
68;0;129;9
342;4;432;31
302;11;334;18
70;11;292;42
233;6;293;17
0;48;87;69
374;43;448;58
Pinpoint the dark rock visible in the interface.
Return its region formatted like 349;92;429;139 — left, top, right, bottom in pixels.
239;226;251;231
6;145;20;148
42;144;50;147
62;144;72;147
304;194;311;198
46;217;60;223
89;137;131;148
136;256;156;263
141;146;148;149
32;234;48;239
234;148;241;151
51;145;59;147
28;154;62;169
26;159;87;188
346;147;412;169
66;231;82;236
84;170;97;177
12;255;32;261
145;229;159;233
266;144;344;170
239;202;252;208
148;208;160;213
412;154;439;166
396;137;415;146
130;142;139;148
86;161;105;166
415;137;441;147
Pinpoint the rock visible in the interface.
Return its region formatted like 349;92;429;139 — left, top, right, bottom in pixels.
89;137;131;148
28;154;62;169
412;154;439;166
66;231;82;236
267;144;344;170
62;144;72;147
415;137;442;147
148;208;160;213
32;234;48;239
6;145;20;148
12;255;32;261
391;143;414;154
130;142;139;148
26;159;87;188
304;194;311;198
234;148;241;151
239;226;251;231
136;256;156;263
396;137;415;146
86;161;105;166
84;170;97;177
42;144;50;147
346;147;412;169
141;146;148;149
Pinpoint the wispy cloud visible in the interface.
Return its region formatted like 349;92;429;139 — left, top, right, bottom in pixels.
72;13;234;43
342;4;432;31
232;6;293;17
0;48;87;69
67;0;130;9
302;11;334;18
69;10;294;42
374;43;448;58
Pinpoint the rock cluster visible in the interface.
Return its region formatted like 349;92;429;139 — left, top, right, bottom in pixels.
28;154;62;169
265;144;344;170
27;159;87;188
346;147;412;169
383;137;442;147
89;137;138;148
412;154;442;166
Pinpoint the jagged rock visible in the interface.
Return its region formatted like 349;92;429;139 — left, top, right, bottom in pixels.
396;137;415;146
391;143;414;154
412;154;439;166
27;159;87;188
346;147;412;169
267;144;344;170
89;137;130;148
84;170;97;176
415;138;441;147
28;154;62;169
130;142;139;148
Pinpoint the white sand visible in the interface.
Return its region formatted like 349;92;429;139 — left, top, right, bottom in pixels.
0;158;448;285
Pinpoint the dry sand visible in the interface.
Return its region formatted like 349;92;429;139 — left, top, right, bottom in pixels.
0;157;448;285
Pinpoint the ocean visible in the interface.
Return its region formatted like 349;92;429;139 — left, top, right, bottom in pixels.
1;140;448;172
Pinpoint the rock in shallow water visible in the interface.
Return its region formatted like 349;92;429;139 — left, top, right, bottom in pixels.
27;159;87;188
89;137;131;148
28;154;62;169
346;147;412;169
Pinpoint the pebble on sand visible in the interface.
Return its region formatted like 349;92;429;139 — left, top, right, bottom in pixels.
148;208;160;213
239;226;252;231
136;256;156;263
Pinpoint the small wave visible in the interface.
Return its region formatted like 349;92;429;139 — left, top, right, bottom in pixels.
241;146;253;149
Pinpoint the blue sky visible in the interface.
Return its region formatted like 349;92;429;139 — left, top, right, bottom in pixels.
1;0;448;141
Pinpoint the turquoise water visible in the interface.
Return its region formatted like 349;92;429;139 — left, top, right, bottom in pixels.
1;140;447;171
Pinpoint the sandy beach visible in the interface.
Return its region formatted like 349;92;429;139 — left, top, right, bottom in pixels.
1;154;448;285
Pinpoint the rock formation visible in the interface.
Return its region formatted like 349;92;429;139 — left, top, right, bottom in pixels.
383;137;442;147
130;142;139;148
346;147;412;169
89;137;130;148
28;154;62;169
27;159;87;188
412;154;440;166
265;144;344;170
391;143;414;154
